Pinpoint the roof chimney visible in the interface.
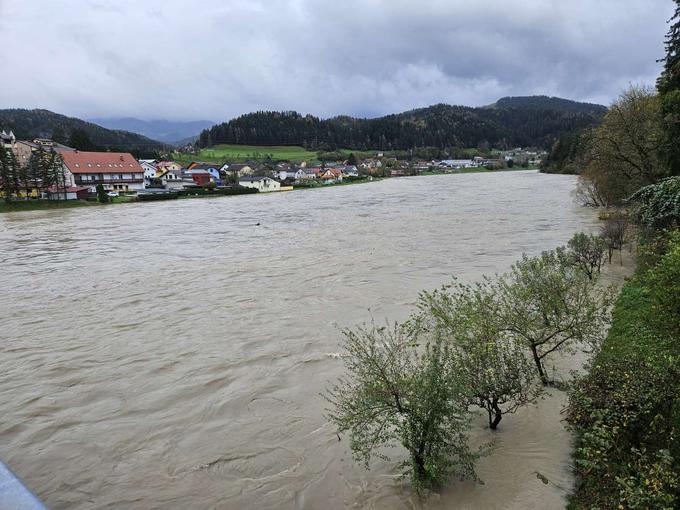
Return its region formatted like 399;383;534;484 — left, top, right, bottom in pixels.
119;155;124;161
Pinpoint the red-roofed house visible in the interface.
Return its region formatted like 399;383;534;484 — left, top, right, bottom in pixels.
61;151;146;192
320;168;343;182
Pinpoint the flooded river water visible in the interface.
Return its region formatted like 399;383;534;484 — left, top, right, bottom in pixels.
0;171;620;509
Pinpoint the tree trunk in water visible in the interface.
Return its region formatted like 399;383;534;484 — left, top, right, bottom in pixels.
531;346;549;385
487;399;503;430
413;450;426;482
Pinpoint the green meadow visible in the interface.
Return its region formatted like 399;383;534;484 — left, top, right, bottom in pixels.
172;144;320;163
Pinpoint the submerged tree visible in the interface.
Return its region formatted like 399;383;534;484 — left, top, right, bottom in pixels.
324;322;480;491
600;214;629;264
566;232;606;280
497;250;615;385
418;279;540;430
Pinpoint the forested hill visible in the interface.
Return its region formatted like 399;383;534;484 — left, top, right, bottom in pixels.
0;109;167;154
490;96;608;113
198;96;607;150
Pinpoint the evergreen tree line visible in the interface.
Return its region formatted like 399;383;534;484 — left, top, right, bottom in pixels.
197;100;605;151
0;147;68;203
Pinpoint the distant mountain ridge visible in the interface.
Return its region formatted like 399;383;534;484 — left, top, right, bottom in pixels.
88;117;215;145
0;109;166;153
198;96;607;150
488;95;608;113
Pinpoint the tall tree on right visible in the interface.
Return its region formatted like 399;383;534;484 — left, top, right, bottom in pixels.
658;1;680;176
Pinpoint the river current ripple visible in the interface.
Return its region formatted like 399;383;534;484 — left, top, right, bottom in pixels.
1;171;601;509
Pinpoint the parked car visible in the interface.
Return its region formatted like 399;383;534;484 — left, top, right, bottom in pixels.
107;192;119;197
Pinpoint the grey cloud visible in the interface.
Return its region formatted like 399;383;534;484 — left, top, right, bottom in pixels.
0;0;675;122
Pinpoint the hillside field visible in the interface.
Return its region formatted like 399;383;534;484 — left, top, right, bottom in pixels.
173;144;319;163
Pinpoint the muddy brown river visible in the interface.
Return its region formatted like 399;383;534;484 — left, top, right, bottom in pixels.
0;171;624;509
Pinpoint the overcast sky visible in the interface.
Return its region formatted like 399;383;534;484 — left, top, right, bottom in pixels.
0;0;675;122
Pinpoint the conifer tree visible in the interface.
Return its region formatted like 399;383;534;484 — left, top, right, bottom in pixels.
0;146;18;204
658;1;680;175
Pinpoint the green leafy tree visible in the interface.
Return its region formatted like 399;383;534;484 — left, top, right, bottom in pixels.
583;86;665;205
628;176;680;229
418;280;540;430
347;152;358;166
657;1;680;176
497;250;615;385
324;322;480;491
566;232;606;280
600;214;628;264
96;184;109;203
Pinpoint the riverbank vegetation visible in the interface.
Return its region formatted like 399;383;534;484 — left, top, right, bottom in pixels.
0;200;93;213
324;230;615;492
327;5;680;497
563;4;680;508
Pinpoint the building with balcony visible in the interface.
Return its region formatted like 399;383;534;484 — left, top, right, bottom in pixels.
61;151;145;192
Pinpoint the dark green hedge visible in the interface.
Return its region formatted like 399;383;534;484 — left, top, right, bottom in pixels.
177;186;258;197
566;232;680;509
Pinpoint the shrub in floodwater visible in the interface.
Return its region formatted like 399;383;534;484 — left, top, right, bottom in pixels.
600;213;629;264
565;232;606;280
323;322;483;492
496;250;615;385
416;279;541;430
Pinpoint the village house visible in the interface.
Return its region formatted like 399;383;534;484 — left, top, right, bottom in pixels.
62;151;145;192
274;168;304;181
238;176;281;192
343;165;359;177
320;168;343;183
438;159;478;169
360;159;382;169
157;161;183;172
187;163;222;185
2;131;76;167
139;160;158;180
298;168;319;180
1;130;16;150
182;168;212;187
221;163;254;178
153;168;184;190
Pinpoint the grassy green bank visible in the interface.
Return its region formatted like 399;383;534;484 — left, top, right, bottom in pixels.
566;231;680;509
0;200;93;213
